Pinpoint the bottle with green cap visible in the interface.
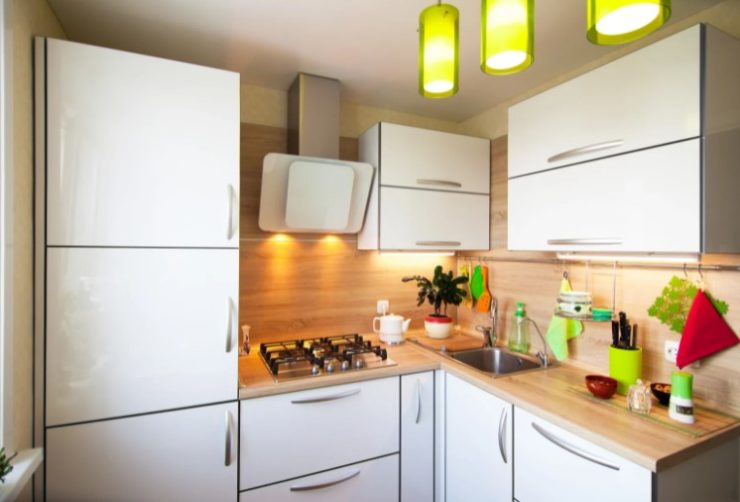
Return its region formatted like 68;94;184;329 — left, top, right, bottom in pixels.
669;371;695;424
508;302;530;353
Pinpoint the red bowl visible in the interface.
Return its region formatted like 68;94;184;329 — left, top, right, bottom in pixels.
585;375;618;399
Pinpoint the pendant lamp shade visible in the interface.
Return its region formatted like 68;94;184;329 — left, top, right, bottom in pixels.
587;0;671;45
419;3;459;98
481;0;534;75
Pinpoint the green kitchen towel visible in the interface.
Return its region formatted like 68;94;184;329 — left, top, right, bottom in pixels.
546;277;584;360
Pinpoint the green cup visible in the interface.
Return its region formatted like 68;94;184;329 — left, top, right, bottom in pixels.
609;346;643;395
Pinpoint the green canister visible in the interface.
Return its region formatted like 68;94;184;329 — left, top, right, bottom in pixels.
669;371;695;424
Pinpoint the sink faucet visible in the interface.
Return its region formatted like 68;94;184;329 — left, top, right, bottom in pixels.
526;317;550;368
476;297;498;348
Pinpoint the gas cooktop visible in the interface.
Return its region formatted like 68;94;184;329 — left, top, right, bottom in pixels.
259;334;397;382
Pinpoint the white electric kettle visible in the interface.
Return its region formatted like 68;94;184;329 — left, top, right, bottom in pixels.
373;314;411;345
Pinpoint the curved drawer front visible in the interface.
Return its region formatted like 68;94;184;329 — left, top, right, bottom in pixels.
240;377;399;489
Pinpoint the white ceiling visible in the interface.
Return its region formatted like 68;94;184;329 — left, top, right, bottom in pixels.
47;0;722;122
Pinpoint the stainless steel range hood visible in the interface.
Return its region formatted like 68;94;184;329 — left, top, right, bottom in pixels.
259;74;374;234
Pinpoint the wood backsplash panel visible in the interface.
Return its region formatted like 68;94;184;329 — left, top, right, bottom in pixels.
459;136;740;412
239;122;455;342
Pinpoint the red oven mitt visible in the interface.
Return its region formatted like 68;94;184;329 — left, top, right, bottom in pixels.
677;290;738;369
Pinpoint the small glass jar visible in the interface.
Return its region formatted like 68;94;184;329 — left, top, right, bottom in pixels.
627;379;652;415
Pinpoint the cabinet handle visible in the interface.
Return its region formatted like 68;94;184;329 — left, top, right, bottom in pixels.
225;297;235;353
416;178;463;188
498;408;508;464
546;238;622;246
291;388;361;404
224;410;233;467
289;469;361;492
415;379;422;424
227;184;237;240
531;422;620;471
547;139;623;163
415;241;461;247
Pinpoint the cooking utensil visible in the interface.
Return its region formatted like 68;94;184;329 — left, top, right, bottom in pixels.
631;324;638;349
611;320;619;347
459;262;472;308
470;265;484;303
476;266;492;313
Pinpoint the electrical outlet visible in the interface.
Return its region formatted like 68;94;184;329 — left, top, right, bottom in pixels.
664;340;679;363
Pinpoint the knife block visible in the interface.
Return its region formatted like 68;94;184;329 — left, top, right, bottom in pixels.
609;346;643;395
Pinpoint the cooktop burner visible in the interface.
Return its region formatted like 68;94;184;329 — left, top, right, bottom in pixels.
259;334;397;382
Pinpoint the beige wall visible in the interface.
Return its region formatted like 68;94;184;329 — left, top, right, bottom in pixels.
8;0;64;459
240;83;460;138
458;0;740;139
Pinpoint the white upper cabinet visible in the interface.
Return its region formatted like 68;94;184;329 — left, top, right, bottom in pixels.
509;139;700;253
380;123;490;192
44;38;239;248
359;123;491;251
508;26;701;177
45;247;238;426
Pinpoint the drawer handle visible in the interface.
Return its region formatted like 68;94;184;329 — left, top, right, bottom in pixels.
415;379;422;424
290;388;361;404
289;469;360;492
546;238;622;246
547;139;623;163
226;184;237;240
498;408;508;464
415;241;461;247
416;178;463;188
224;410;233;467
225;297;236;353
531;422;620;471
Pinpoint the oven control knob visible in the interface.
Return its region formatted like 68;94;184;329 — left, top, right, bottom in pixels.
326;362;336;373
311;364;320;376
341;360;350;371
354;358;365;369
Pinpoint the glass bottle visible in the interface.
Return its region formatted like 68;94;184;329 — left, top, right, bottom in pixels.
508;302;530;353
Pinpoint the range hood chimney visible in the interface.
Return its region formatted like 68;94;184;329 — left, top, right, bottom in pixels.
287;73;340;158
258;74;374;234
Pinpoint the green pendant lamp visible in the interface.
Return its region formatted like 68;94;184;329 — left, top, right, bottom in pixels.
587;0;671;45
419;2;459;98
481;0;534;75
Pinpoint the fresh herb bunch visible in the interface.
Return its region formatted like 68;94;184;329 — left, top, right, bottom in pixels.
647;276;729;334
0;447;16;484
402;265;468;317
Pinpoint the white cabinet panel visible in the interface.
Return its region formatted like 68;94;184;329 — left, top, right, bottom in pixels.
446;374;512;502
508;139;700;253
514;407;651;502
46;247;238;426
45;38;239;247
47;402;238;502
240;377;399;489
380;123;490;193
509;26;700;177
401;372;434;502
240;455;398;502
380;187;489;251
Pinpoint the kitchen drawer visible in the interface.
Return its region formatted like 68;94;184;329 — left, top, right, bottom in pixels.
508;139;700;253
240;377;400;489
379;187;489;251
240;454;398;502
379;122;490;193
514;407;651;502
508;25;700;177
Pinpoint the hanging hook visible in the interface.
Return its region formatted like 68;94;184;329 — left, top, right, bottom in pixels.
683;262;688;280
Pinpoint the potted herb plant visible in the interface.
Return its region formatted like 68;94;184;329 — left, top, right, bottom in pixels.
403;265;468;339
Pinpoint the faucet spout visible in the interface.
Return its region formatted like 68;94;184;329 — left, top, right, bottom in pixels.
475;297;498;348
526;317;550;368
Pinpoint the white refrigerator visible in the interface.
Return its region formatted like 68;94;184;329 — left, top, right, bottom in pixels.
34;38;239;501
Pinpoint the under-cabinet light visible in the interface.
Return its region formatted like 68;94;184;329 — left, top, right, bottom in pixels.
556;252;699;264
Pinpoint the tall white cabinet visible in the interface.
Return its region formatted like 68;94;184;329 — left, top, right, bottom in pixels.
35;38;239;500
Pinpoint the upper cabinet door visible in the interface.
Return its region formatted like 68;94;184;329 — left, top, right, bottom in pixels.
380;123;490;193
508;26;701;178
46;247;238;426
508;139;700;253
44;39;239;247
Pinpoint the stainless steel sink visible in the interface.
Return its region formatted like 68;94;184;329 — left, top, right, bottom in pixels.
450;347;544;375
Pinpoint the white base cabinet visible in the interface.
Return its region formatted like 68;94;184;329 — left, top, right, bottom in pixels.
46;402;238;502
445;373;512;502
401;372;434;502
239;455;399;502
514;407;651;502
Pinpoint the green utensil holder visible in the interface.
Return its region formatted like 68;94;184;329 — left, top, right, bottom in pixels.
609;346;643;395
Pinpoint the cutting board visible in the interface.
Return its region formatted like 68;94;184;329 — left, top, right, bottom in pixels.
406;329;483;353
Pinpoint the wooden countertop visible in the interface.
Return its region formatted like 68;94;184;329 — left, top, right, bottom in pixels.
239;331;739;473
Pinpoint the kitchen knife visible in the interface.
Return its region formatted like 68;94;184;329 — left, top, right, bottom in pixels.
618;312;628;348
611;320;619;347
631;324;638;349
